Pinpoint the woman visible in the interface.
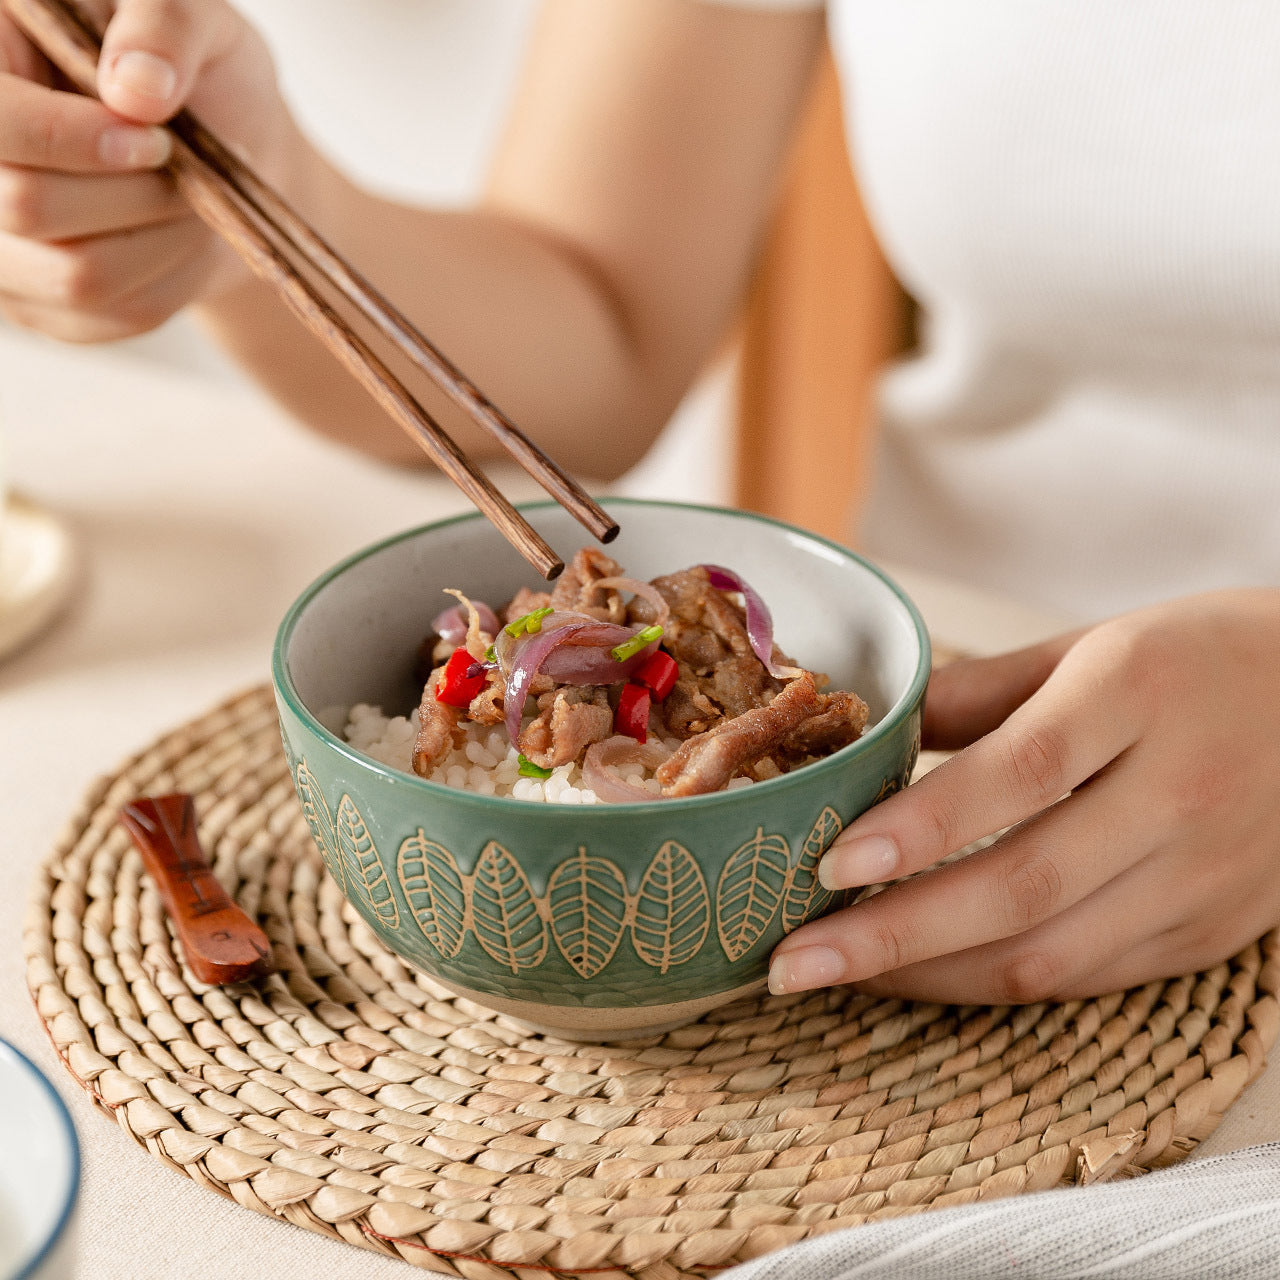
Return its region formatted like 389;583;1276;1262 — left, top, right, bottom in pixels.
1;0;1277;1006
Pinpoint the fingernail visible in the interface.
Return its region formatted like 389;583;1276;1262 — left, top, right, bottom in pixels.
818;835;898;889
98;125;171;168
108;49;178;103
768;946;846;995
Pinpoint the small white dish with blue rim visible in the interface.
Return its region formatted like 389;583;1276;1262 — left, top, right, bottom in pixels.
0;1039;79;1280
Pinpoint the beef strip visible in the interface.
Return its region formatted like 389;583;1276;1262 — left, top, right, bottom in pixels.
657;673;823;797
779;689;870;761
549;547;627;622
710;654;779;719
518;686;614;769
661;669;722;737
467;680;506;727
503;585;553;625
462;667;559;730
645;567;786;739
412;666;465;776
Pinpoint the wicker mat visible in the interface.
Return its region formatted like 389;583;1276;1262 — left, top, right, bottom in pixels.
24;686;1280;1279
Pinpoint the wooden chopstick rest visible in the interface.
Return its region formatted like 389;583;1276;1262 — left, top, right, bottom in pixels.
119;794;273;986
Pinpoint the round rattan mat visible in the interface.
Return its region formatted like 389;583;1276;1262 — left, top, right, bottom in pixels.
25;686;1280;1279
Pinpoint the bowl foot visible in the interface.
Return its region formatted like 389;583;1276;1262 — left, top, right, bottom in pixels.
422;973;769;1043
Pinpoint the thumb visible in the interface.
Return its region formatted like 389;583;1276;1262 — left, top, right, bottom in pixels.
97;0;240;123
923;628;1086;750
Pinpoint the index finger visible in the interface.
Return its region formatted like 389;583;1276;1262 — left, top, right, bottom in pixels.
0;74;170;172
817;630;1142;890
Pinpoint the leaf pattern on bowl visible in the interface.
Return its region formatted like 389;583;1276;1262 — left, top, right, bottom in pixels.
781;806;842;934
471;841;549;974
397;831;467;959
632;841;711;974
292;758;859;980
547;847;628;979
716;828;791;962
294;760;345;894
335;794;400;929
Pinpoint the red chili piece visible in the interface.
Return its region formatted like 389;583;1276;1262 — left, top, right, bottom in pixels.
615;683;651;742
633;650;678;700
436;647;487;707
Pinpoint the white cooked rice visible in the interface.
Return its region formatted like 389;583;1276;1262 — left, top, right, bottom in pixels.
342;703;758;803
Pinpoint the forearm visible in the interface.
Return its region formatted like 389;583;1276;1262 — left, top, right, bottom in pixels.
195;131;669;478
196;1;824;479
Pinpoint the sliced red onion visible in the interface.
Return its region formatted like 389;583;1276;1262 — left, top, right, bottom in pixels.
590;576;671;628
464;659;499;681
701;564;790;679
541;638;658;684
582;735;673;804
432;597;499;647
500;616;649;743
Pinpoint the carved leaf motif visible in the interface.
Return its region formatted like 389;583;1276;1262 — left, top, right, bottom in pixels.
717;828;790;961
632;841;710;973
397;832;467;958
781;806;842;933
471;842;548;973
547;847;628;979
295;760;343;891
335;794;400;928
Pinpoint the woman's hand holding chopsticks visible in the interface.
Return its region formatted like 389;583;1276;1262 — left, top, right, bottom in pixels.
0;0;277;342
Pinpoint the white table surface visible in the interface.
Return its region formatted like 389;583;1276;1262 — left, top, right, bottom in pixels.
2;331;1277;1279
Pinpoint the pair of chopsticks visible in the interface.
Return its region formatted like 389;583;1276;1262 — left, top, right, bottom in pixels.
4;0;618;579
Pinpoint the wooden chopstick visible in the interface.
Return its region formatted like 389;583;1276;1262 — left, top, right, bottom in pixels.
6;0;619;578
180;119;620;550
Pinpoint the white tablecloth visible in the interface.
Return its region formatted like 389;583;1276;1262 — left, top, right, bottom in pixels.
2;331;1277;1278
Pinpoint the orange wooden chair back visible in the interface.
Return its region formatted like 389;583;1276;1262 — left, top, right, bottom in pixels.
734;44;907;543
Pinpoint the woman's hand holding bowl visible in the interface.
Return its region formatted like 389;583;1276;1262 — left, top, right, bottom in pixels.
774;588;1280;1004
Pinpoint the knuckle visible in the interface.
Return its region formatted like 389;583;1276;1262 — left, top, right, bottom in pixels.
109;296;169;338
0;168;44;236
150;0;193;24
17;104;62;168
1002;721;1069;802
1001;846;1063;931
998;947;1063;1004
128;0;199;46
1166;756;1239;825
0;297;34;332
0;298;87;343
920;789;968;859
868;918;908;974
1091;621;1179;713
55;248;108;307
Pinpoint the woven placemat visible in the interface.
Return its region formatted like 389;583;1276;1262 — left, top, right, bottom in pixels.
25;686;1280;1279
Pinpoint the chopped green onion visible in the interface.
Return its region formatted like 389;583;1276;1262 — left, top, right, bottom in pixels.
611;624;664;663
517;754;553;779
505;606;553;638
484;644;496;662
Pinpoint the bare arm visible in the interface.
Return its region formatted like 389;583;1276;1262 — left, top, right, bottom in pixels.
196;0;825;475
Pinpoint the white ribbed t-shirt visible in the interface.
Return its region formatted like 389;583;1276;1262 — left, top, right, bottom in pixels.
720;0;1280;621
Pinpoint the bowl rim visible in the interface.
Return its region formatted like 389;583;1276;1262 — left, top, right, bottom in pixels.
0;1037;80;1280
272;498;931;814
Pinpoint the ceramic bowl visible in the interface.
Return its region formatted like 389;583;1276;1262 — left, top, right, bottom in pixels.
273;499;929;1039
0;1040;79;1280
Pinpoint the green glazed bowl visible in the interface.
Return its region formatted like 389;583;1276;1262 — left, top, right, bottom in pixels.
273;499;929;1039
